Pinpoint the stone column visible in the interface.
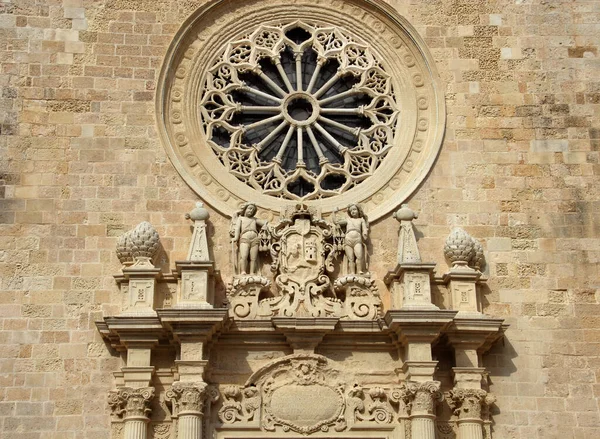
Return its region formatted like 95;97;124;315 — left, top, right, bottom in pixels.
449;388;489;439
108;387;154;439
166;381;207;439
405;381;443;439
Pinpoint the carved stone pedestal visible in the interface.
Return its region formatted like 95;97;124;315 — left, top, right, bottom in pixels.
120;266;161;316
174;203;216;309
385;263;437;310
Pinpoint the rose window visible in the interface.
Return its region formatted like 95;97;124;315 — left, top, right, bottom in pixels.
200;22;399;200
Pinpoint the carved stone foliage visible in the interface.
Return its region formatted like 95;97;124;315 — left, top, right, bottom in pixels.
405;381;443;416
166;382;207;416
226;204;381;319
157;0;446;220
108;387;154;420
448;388;491;421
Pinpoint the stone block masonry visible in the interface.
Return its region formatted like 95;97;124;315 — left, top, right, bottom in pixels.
0;0;599;438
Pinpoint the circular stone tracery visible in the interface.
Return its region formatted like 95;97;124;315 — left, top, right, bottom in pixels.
157;0;446;220
200;22;399;199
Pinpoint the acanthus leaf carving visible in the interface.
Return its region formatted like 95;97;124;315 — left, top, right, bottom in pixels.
108;387;154;420
405;381;443;416
166;382;208;417
448;388;489;421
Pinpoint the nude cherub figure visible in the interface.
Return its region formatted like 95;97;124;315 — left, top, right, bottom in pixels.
334;204;369;275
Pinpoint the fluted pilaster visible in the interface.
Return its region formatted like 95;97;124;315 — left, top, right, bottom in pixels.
124;419;147;439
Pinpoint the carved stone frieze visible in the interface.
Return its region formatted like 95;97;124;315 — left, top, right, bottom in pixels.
108;387;154;420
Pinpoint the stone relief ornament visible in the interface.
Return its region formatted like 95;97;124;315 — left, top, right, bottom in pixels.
215;355;432;434
333;275;381;320
266;204;342;318
166;382;207;416
448;388;490;420
108;387;154;420
219;385;261;424
116;222;160;268
157;0;446;220
444;228;486;271
333;204;369;275
226;203;381;319
230;202;270;275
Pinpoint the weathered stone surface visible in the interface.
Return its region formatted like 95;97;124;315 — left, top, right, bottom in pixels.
0;0;599;438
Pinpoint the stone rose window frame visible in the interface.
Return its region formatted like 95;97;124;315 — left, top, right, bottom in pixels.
156;0;446;221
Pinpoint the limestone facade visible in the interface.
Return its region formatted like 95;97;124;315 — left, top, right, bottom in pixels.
0;1;599;439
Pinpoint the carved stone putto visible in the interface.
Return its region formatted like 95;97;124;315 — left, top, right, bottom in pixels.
108;387;154;420
230;202;269;275
333;204;369;275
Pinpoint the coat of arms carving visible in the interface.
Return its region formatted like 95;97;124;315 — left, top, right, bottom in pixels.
227;203;381;319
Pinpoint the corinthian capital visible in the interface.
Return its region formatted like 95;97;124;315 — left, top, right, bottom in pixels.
405;381;443;415
449;388;489;420
166;381;208;416
108;387;154;419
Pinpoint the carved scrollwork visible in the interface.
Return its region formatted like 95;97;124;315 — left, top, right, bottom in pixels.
218;385;260;424
226;275;271;319
334;275;381;320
